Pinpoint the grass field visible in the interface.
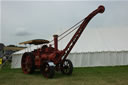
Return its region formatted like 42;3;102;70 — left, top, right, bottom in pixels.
0;66;128;85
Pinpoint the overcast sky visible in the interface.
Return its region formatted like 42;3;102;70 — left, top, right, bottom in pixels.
1;0;128;45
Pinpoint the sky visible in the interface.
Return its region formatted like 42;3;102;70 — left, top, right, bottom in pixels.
1;0;128;45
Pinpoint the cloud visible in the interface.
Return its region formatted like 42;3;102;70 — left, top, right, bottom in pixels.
15;27;33;36
16;31;32;36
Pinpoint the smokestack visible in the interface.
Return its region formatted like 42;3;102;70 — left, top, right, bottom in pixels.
53;35;58;51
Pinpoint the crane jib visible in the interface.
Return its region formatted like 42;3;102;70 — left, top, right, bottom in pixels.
61;5;105;61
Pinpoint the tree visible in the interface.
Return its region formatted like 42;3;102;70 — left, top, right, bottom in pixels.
0;43;5;51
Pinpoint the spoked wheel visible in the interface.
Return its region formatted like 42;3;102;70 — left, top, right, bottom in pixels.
61;59;73;75
40;62;55;78
21;52;35;74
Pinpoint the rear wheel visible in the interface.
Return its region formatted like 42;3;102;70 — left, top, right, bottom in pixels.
40;62;55;78
61;59;73;75
21;52;35;74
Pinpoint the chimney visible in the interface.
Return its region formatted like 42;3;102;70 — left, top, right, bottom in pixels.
53;35;58;51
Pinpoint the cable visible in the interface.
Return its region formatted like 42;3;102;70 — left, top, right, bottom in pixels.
58;18;85;37
49;18;85;43
58;25;80;42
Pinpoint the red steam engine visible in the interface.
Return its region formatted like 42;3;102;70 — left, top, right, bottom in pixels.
20;5;105;78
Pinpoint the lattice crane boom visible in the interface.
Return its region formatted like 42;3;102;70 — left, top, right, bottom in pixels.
61;5;105;61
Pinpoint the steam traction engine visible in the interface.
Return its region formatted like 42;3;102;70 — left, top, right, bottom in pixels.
20;5;105;78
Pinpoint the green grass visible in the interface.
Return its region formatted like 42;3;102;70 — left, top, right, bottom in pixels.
0;66;128;85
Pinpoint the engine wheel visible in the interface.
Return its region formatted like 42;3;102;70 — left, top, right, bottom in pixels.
61;59;73;75
21;52;35;74
40;62;55;78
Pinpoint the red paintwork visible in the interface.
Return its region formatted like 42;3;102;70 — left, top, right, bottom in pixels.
22;54;33;74
31;5;105;69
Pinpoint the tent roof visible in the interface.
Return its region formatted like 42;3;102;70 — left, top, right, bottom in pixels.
14;28;128;54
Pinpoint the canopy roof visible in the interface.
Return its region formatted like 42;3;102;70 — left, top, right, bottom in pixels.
19;39;49;45
58;28;128;52
14;28;128;54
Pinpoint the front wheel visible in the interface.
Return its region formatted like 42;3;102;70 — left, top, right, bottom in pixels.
61;59;73;75
40;62;55;78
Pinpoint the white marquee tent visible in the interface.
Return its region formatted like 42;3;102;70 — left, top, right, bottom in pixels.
11;28;128;68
